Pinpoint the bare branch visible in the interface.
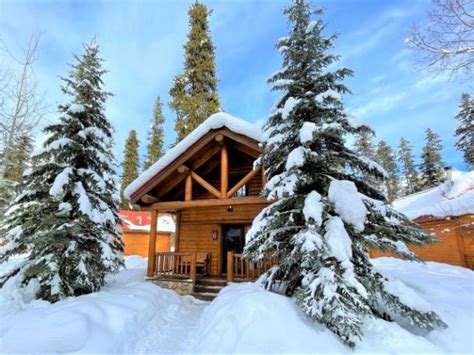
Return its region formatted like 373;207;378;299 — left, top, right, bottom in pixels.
407;0;474;80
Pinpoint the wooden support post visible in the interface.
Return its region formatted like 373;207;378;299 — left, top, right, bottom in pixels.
227;251;234;283
147;210;158;277
185;175;192;201
221;144;228;198
261;166;267;187
190;252;197;288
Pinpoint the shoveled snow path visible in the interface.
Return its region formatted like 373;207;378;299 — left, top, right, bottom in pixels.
130;296;207;354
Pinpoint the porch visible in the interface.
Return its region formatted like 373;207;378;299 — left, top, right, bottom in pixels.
148;251;273;283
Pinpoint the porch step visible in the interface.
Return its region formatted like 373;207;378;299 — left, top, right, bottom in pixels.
194;284;222;294
191;292;217;302
196;278;227;287
192;277;228;302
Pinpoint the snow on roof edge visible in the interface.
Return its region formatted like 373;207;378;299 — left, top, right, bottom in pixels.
393;170;474;220
124;112;261;200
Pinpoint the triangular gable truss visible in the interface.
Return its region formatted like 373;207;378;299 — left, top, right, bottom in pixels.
131;128;262;206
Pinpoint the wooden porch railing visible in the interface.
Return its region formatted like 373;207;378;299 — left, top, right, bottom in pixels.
154;252;197;282
226;251;273;282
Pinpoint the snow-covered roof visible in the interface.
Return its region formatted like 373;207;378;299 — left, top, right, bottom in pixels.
393;170;474;220
120;210;175;233
124;112;261;200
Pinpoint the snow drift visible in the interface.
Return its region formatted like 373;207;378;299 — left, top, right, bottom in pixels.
0;256;472;354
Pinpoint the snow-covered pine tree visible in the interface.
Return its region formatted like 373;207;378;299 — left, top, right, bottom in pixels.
454;93;474;169
143;96;165;170
243;0;446;347
170;1;221;143
398;137;419;196
120;129;140;209
375;140;400;202
419;128;445;189
0;41;123;302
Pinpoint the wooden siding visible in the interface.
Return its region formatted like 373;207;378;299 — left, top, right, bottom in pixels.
370;214;474;269
123;231;171;257
177;203;268;276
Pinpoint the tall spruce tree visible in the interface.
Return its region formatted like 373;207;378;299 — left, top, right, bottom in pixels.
420;128;445;189
353;129;375;160
375;140;400;202
454;93;474;169
120;129;140;209
170;1;221;142
143;96;165;170
0;42;123;302
243;0;445;347
398;137;419;196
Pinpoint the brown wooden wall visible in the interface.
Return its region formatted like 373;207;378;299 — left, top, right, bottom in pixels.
370;214;474;269
177;203;268;276
123;231;171;257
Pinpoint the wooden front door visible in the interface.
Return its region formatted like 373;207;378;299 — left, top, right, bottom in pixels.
222;224;250;274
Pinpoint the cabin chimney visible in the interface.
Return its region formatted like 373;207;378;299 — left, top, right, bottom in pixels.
444;166;453;189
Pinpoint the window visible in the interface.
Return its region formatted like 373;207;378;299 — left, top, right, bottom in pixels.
233;184;248;197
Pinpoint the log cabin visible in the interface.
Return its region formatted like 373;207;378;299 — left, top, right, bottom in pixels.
124;113;273;298
124;113;474;299
372;169;474;269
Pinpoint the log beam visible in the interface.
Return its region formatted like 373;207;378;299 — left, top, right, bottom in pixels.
221;144;228;197
226;166;261;198
143;196;269;211
141;194;160;204
190;170;221;199
177;165;190;174
185;175;192;201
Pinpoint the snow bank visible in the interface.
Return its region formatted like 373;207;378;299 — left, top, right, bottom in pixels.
190;282;347;353
1;255;472;354
124;112;261;200
394;170;474;219
191;258;473;354
0;255;200;353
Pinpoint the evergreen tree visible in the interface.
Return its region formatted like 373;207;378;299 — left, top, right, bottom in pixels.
243;0;446;347
454;93;474;169
143;96;165;170
398;137;419;195
0;134;34;216
420;128;445;189
374;140;400;202
0;41;123;302
353;129;375;160
120;129;140;209
170;1;221;142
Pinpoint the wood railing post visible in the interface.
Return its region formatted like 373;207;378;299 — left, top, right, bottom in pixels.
147;210;158;277
227;251;234;283
190;252;197;285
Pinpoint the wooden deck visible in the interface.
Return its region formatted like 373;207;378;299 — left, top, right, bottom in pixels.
149;251;274;286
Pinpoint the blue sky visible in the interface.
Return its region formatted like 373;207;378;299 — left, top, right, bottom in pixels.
0;0;471;171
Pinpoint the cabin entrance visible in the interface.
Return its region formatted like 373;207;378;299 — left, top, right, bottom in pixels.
221;224;250;274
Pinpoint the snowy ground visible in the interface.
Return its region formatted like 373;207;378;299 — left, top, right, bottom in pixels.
0;255;472;354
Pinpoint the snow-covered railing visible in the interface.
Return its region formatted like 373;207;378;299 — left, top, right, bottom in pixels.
227;252;273;282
